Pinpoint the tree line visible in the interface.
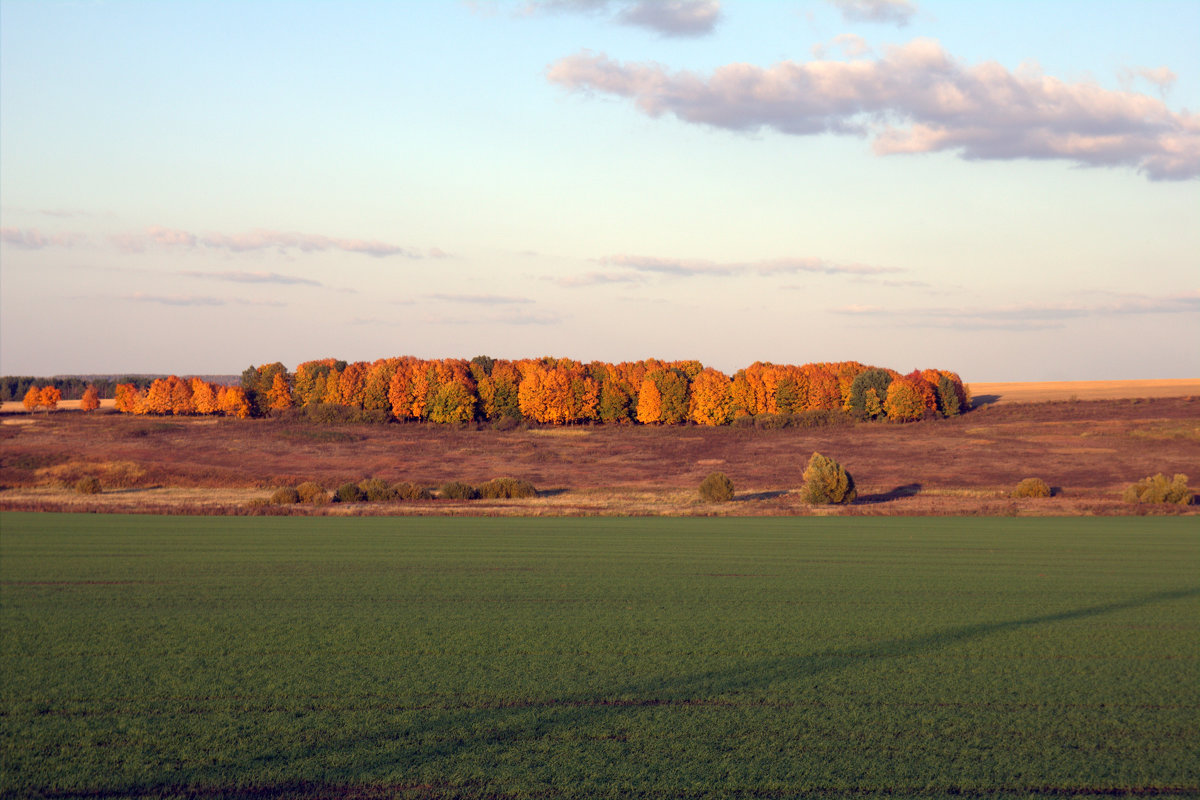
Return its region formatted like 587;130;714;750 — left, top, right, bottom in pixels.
1;376;161;403
104;356;968;425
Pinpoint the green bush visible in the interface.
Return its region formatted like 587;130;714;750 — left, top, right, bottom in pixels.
440;481;480;500
1122;473;1193;505
848;368;893;419
698;472;735;503
358;478;396;502
800;452;857;505
334;482;366;503
392;481;434;501
74;476;102;495
270;486;300;505
478;477;538;499
1012;477;1051;499
295;481;330;505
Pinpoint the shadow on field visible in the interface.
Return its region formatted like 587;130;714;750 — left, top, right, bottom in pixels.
317;586;1200;786
44;586;1199;799
857;483;922;504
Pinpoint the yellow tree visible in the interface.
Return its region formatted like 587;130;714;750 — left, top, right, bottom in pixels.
217;386;252;418
38;385;62;411
688;368;732;426
113;383;142;413
191;378;219;415
636;377;662;424
268;372;293;411
22;386;39;411
80;386;100;412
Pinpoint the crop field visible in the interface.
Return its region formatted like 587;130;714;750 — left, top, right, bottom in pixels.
1;513;1197;799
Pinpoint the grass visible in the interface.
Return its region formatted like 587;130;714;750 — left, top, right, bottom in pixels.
1;513;1197;799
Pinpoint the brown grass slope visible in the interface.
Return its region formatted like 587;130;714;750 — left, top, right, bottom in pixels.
2;394;1197;516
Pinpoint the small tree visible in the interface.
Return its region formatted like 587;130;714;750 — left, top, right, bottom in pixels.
38;386;62;411
80;386;101;412
22;386;39;411
698;472;735;503
847;368;893;419
359;478;396;502
1123;474;1192;505
801;452;857;505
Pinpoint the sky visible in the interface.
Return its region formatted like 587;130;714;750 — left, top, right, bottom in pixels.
1;0;1197;382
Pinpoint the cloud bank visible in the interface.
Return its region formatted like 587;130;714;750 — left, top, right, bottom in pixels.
529;0;720;37
547;40;1200;180
834;292;1200;329
179;270;323;287
0;227;84;249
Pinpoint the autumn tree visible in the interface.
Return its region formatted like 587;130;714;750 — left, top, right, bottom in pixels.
688;368;732;426
191;378;219;415
884;377;928;422
113;383;142;413
22;386;39;411
217;385;251;418
80;385;100;412
38;385;62;411
267;372;294;411
635;377;662;424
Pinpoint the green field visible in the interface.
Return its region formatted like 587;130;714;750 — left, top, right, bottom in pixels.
1;513;1197;799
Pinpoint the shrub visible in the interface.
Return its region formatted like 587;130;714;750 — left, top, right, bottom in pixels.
1012;477;1051;498
296;481;330;505
478;477;538;499
392;481;434;501
440;481;480;500
334;482;366;503
800;452;857;505
74;476;102;495
358;478;396;502
1122;473;1193;505
270;486;300;505
698;472;735;503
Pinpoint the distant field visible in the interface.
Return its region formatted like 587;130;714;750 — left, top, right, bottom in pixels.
2;513;1196;798
966;379;1200;404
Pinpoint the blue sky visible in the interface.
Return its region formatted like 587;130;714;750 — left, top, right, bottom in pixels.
2;0;1197;381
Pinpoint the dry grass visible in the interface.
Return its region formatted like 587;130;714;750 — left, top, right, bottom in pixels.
967;379;1199;404
1;395;1197;516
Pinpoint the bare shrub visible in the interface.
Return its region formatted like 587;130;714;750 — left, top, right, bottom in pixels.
1012;477;1051;498
392;482;434;501
270;486;300;505
74;476;102;495
1122;473;1193;505
358;478;396;502
801;452;857;505
334;483;366;503
296;481;330;505
698;472;735;502
478;477;538;499
440;481;479;500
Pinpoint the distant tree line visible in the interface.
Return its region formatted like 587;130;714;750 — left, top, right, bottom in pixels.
1;375;238;402
106;356;969;425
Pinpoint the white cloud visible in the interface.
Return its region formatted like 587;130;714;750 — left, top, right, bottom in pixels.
179;271;323;287
548;40;1200;180
111;226;422;258
827;0;917;27
524;0;720;36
